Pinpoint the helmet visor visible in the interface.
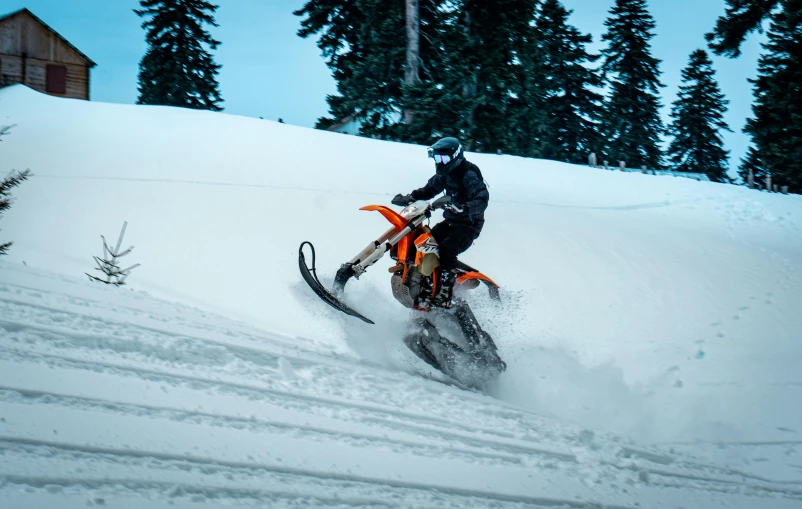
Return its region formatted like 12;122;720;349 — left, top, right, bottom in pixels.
433;154;451;165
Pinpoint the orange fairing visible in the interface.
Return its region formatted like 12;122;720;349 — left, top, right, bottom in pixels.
413;232;436;266
457;271;499;288
360;205;407;232
360;205;411;261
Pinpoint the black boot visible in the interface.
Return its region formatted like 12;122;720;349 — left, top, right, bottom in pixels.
432;269;457;308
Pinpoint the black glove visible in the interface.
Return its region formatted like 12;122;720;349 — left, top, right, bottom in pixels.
391;193;413;206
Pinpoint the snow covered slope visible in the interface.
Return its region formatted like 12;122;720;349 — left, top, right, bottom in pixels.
2;263;801;509
1;85;801;507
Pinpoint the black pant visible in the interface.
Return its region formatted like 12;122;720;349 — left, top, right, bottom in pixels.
430;221;480;271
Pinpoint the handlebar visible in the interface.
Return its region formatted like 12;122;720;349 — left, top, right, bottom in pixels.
429;195;464;214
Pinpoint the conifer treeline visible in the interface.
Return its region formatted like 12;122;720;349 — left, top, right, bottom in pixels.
295;0;800;192
128;0;800;192
709;0;802;194
295;0;612;163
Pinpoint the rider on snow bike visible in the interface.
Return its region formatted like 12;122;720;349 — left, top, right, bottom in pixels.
392;137;489;307
299;137;503;387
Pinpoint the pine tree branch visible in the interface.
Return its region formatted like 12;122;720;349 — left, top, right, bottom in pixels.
93;256;121;270
120;263;142;275
706;0;779;58
0;169;32;195
115;246;135;258
0;124;16;140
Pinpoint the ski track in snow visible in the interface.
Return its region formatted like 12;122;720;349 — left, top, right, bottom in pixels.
1;266;801;508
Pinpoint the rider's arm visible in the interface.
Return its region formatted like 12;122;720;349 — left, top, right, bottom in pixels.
464;169;489;217
410;175;445;201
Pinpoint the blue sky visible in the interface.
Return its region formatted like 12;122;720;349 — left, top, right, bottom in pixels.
4;0;765;171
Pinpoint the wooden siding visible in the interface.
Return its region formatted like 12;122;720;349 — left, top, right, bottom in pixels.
0;10;92;100
0;10;90;65
0;54;89;99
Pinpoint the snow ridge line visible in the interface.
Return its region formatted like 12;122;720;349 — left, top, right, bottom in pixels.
0;438;639;509
0;337;545;448
4;357;799;493
0;295;329;365
0;387;524;466
616;446;802;485
597;460;802;498
0;302;562;440
0;475;411;509
0;313;329;375
662;440;802;447
0;307;465;400
0;285;558;421
0;348;576;461
5;306;798;488
1;267;621;427
0;283;559;422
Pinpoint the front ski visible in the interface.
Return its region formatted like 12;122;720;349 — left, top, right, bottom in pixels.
299;242;374;324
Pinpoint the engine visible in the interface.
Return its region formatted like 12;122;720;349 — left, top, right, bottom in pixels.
391;268;432;309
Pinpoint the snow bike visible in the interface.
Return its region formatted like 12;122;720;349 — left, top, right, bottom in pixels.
298;196;506;389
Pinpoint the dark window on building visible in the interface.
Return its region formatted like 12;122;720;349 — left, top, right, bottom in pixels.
46;65;67;94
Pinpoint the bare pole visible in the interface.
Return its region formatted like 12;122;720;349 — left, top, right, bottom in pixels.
404;0;421;125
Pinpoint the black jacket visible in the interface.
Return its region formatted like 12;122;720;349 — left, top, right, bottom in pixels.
410;160;489;229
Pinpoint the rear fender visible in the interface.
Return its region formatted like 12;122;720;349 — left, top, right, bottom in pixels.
457;271;500;300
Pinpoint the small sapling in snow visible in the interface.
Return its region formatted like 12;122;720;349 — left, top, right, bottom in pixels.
86;221;141;285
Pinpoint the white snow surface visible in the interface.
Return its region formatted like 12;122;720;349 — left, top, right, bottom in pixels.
1;85;801;508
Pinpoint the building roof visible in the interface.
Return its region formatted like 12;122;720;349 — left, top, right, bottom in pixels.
0;8;97;67
325;113;359;132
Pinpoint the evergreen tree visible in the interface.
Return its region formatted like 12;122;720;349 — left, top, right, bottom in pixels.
743;0;802;193
508;3;550;159
666;49;731;182
295;0;359;130
402;0;542;151
600;0;665;170
396;2;479;145
295;0;409;136
295;0;544;149
0;124;30;256
135;0;223;111
388;0;538;150
706;0;780;57
459;0;538;153
0;170;30;255
533;0;603;164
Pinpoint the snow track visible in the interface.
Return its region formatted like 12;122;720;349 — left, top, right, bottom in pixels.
0;266;800;508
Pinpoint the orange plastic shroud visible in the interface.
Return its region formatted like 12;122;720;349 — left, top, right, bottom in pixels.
362;204;499;312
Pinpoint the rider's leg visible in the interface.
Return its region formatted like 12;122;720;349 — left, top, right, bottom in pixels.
430;222;478;306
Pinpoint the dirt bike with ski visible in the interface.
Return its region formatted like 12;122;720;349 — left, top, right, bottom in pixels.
299;196;506;389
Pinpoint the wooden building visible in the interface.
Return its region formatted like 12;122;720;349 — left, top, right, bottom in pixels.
326;113;362;136
0;8;96;100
